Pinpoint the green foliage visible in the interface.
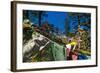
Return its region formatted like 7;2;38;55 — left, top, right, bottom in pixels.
23;22;33;44
80;31;90;50
79;49;91;56
67;32;75;37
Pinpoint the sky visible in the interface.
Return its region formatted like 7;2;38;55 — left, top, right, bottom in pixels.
27;10;90;34
28;11;68;34
42;11;67;33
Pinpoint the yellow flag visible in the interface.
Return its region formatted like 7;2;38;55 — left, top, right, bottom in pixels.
70;42;77;45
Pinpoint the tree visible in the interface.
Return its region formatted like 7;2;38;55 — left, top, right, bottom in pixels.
80;31;90;50
69;13;91;29
23;10;29;20
49;24;55;34
55;27;59;34
23;10;34;44
67;12;91;50
65;14;70;36
31;11;47;26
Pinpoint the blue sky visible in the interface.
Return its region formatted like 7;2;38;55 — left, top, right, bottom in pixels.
27;10;90;34
42;11;67;33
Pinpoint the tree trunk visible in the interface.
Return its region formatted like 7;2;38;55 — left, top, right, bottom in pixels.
38;12;42;26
